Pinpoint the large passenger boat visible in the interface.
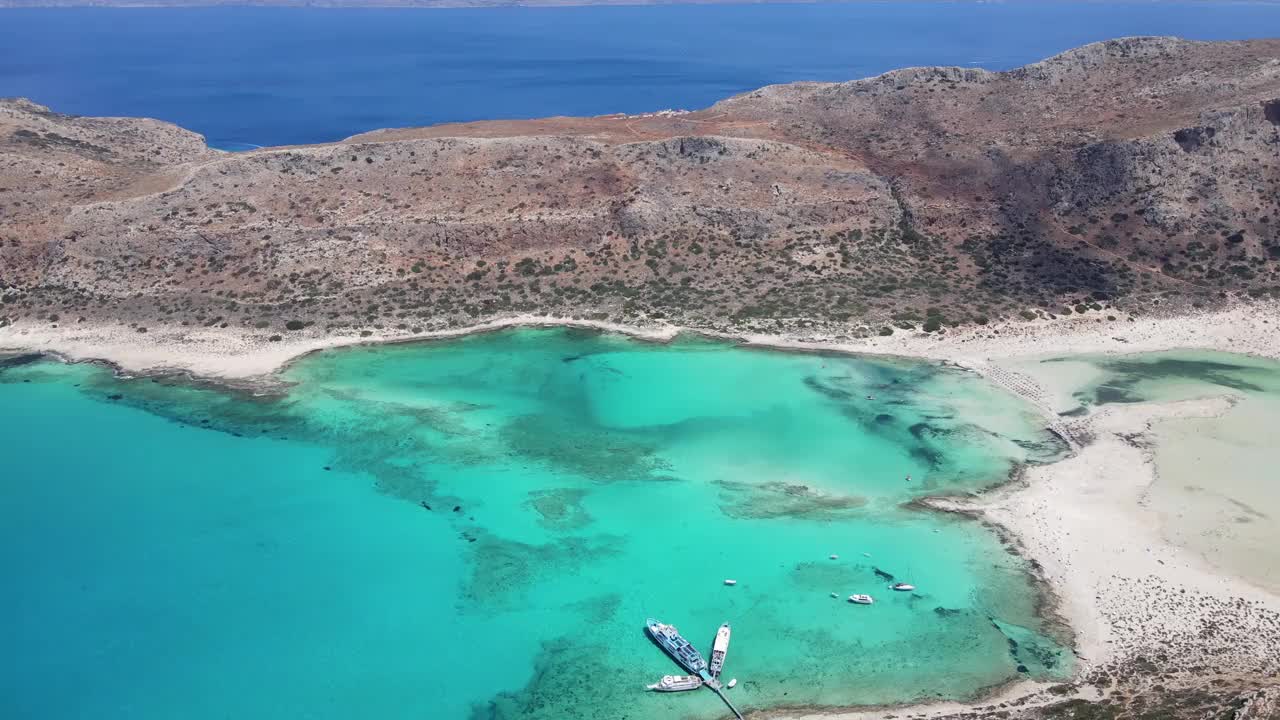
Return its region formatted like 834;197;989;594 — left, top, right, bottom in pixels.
645;618;709;675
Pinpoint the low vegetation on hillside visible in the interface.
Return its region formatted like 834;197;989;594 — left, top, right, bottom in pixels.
2;38;1279;340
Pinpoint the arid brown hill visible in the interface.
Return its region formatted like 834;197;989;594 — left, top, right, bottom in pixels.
2;37;1279;338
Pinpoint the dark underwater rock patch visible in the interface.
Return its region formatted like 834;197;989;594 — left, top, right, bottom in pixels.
990;618;1067;675
564;593;621;624
461;532;622;612
802;375;855;401
1086;357;1268;406
499;414;670;482
469;636;618;720
909;445;945;469
790;561;879;590
0;353;43;372
714;479;867;520
525;487;594;530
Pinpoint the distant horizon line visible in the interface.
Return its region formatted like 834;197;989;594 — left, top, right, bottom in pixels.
5;0;1280;8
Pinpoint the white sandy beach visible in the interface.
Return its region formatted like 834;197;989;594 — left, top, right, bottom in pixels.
780;395;1280;720
3;303;1278;381
4;302;1280;716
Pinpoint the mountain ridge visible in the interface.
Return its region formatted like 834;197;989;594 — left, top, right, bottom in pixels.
2;36;1279;339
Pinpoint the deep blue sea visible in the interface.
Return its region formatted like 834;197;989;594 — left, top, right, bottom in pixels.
1;2;1279;148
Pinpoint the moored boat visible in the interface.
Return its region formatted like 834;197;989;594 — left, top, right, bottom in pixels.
848;594;874;605
647;674;703;692
646;618;709;674
892;583;916;592
708;622;731;677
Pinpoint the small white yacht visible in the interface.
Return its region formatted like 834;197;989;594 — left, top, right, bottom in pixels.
723;579;737;586
848;594;874;605
708;623;731;678
892;583;916;592
647;675;704;692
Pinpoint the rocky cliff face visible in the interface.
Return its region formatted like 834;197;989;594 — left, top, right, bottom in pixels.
2;37;1279;337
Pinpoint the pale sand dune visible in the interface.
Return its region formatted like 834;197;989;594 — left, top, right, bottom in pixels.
1149;399;1280;595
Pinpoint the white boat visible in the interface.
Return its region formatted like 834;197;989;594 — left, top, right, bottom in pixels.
829;554;839;560
848;594;874;605
892;583;916;592
727;678;738;689
830;592;838;598
647;675;704;692
723;579;737;586
708;622;731;677
646;619;708;674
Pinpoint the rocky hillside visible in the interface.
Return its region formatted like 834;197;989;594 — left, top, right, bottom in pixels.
2;37;1279;339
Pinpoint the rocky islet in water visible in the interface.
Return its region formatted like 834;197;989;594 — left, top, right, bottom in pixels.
0;328;1073;720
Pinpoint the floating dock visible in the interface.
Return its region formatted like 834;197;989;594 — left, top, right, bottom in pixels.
645;619;743;720
707;679;744;720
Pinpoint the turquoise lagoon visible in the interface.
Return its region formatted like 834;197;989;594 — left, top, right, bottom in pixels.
0;329;1072;720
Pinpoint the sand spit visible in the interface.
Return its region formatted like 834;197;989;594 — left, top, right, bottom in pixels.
774;396;1280;720
4;303;1280;718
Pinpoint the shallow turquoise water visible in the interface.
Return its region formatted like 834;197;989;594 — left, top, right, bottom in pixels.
1042;350;1280;410
0;330;1071;719
1020;350;1280;594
